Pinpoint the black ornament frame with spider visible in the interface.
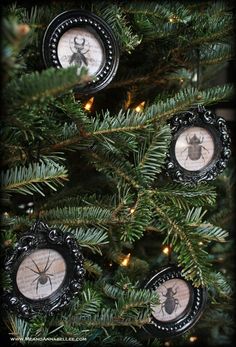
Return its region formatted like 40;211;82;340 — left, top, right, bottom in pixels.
2;221;85;318
165;106;231;184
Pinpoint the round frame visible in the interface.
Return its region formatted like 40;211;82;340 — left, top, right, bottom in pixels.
2;221;85;318
42;9;120;94
142;266;207;338
165;106;231;184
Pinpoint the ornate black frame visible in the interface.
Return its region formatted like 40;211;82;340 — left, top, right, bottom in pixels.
2;220;85;319
165;106;231;184
143;266;207;338
42;9;120;94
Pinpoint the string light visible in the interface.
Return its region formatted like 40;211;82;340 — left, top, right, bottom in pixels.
3;212;9;217
162;246;170;255
120;253;131;267
189;336;198;343
135;101;145;112
169;15;178;23
84;97;94;111
198;241;203;246
164;341;171;347
129;207;135;214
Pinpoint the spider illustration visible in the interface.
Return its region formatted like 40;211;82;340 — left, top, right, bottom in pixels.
181;134;209;167
26;252;55;294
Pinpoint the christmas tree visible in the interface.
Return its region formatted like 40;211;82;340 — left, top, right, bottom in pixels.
1;1;235;346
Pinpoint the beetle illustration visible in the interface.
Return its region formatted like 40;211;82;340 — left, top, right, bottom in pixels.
69;36;89;67
159;283;180;315
25;252;55;294
181;133;209;167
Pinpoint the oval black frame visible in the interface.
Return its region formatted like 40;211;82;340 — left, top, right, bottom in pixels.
2;220;85;319
142;266;207;338
165;106;231;184
42;9;120;94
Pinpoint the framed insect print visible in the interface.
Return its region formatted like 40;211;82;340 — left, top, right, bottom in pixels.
165;106;231;184
42;10;120;94
2;221;85;318
142;266;207;338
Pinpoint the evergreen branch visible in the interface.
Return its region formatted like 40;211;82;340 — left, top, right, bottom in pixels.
54;225;109;254
0;159;68;196
4;315;31;340
5;66;88;108
209;272;232;298
200;43;234;65
89;146;140;189
94;3;141;52
73;308;150;328
73;287;102;318
193;224;228;242
84;259;103;277
116;288;159;316
123;1;191;21
155;183;216;210
136;125;171;185
102;283;123;300
121;191;154;242
73;227;109;254
156;205;210;286
40;206;114;227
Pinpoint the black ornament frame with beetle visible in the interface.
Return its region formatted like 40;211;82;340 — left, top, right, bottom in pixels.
165;106;231;184
142;266;207;338
2;220;85;319
42;9;120;94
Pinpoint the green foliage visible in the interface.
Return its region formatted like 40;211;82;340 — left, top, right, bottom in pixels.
4;66;88;109
0;159;68;196
94;2;141;53
42;206;113;226
155;183;217;210
135;125;171;186
1;1;234;346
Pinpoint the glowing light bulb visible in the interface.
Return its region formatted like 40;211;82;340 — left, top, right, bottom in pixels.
189;336;198;343
135;101;145;112
130;207;135;214
120;253;131;267
84;97;94;111
163;246;170;255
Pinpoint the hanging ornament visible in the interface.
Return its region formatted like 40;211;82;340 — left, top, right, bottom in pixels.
42;10;120;94
2;220;85;318
142;266;207;338
165;106;231;184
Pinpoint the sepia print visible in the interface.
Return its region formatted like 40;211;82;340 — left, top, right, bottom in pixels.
175;127;215;171
152;278;191;322
16;248;67;300
57;27;105;76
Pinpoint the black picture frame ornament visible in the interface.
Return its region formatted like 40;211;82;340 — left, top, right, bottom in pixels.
2;220;85;319
142;266;207;338
165;106;231;184
42;9;120;94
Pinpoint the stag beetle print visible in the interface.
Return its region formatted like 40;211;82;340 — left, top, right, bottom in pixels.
152;279;191;322
57;27;105;75
175;127;215;171
16;249;66;300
